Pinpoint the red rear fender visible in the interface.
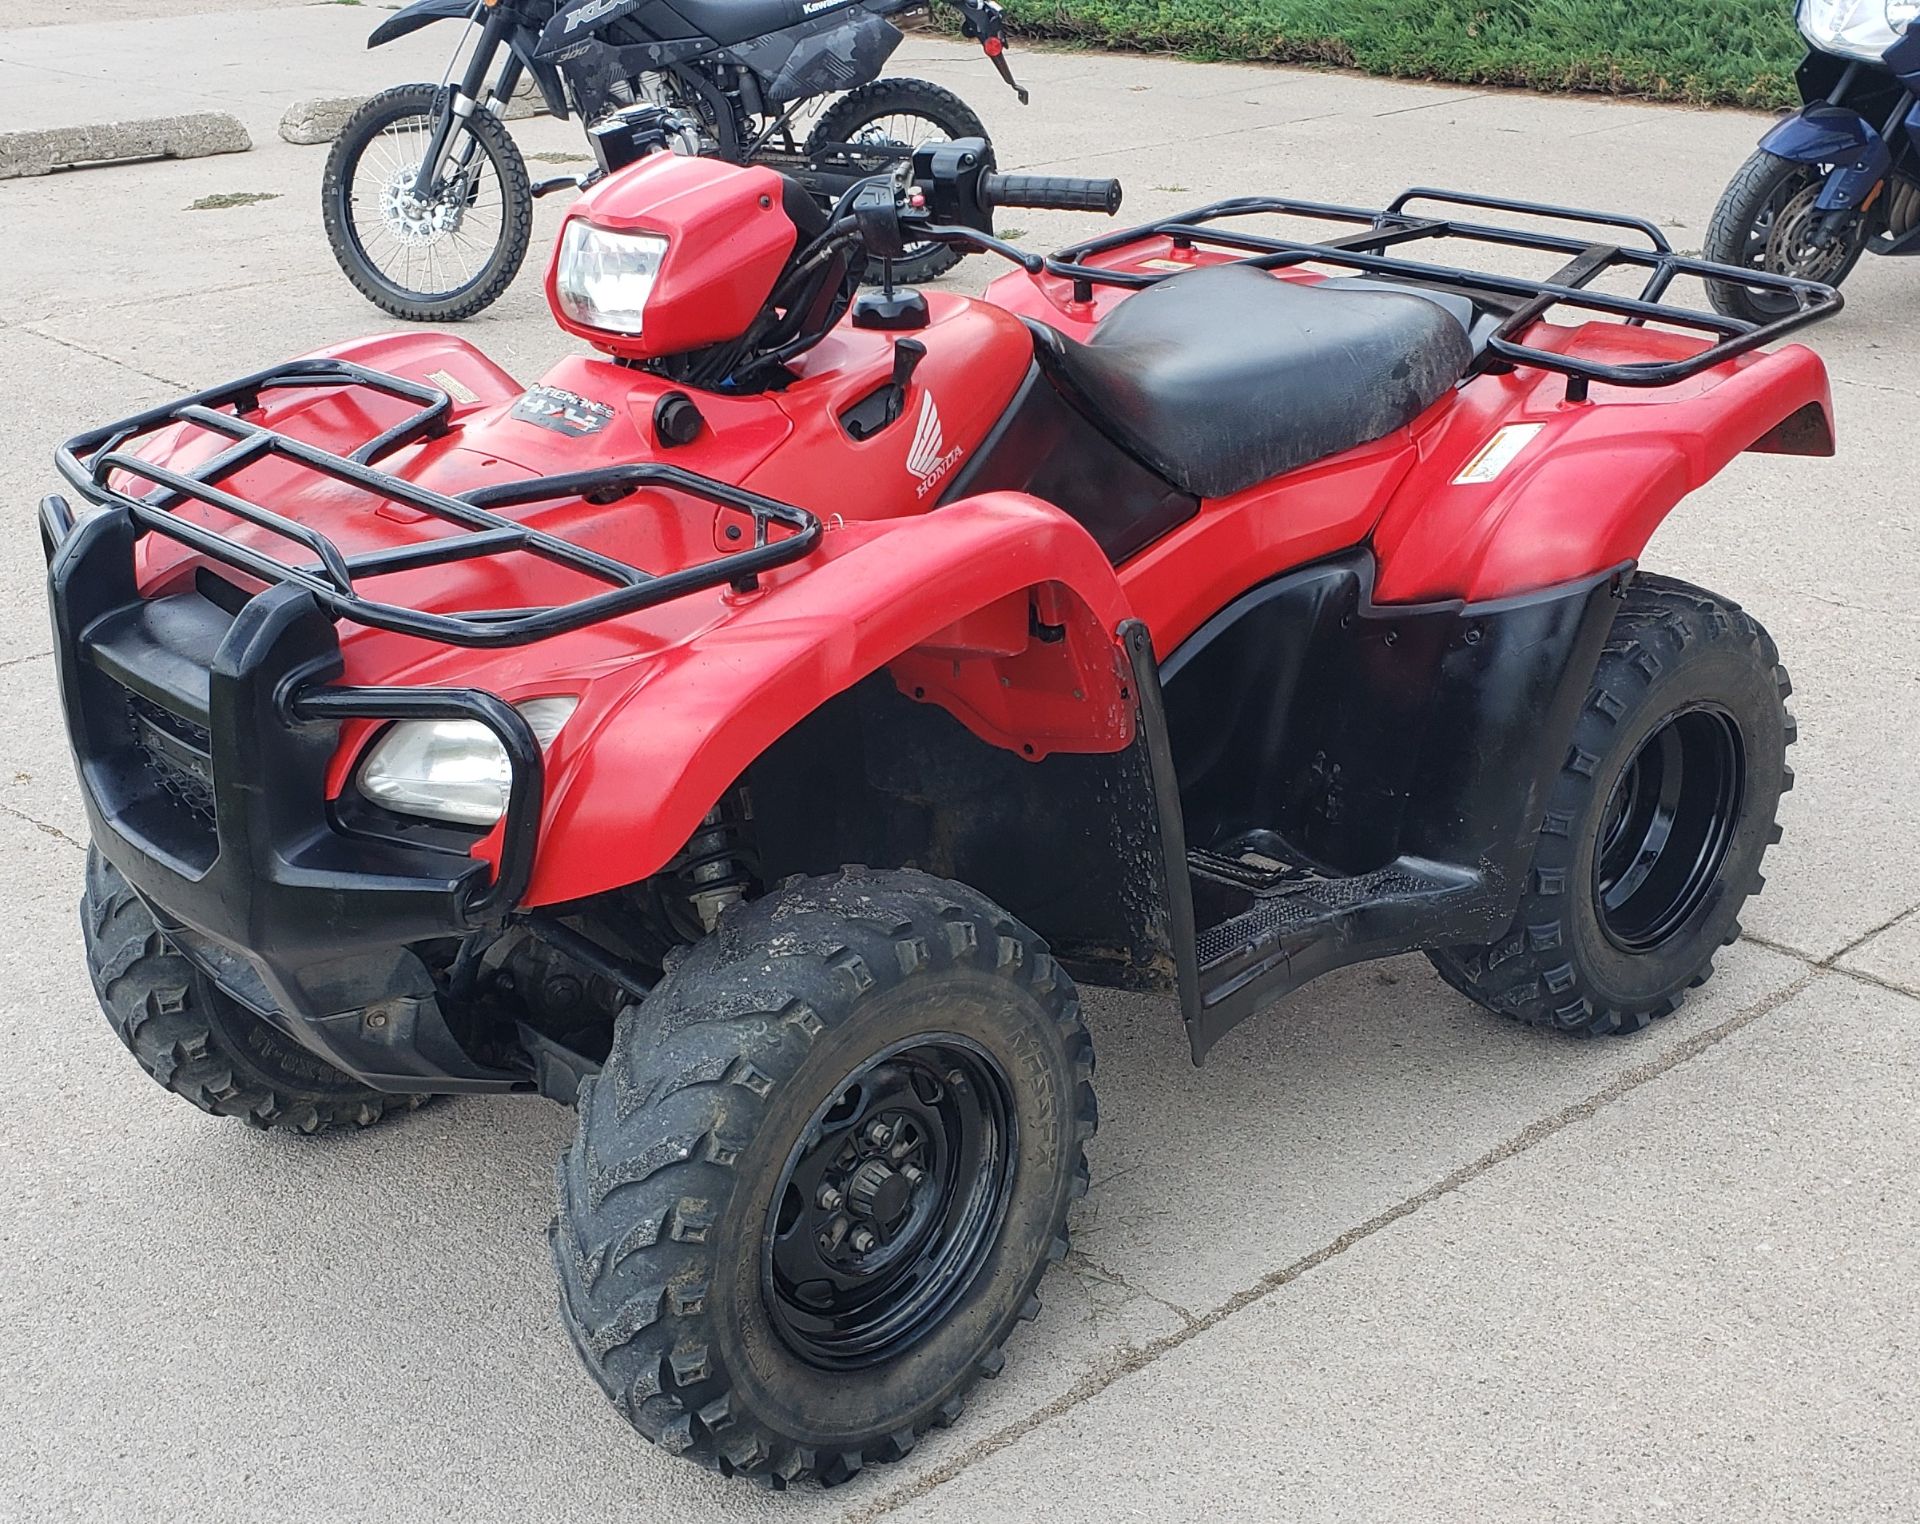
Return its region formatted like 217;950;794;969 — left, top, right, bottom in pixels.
525;492;1134;905
1372;335;1834;604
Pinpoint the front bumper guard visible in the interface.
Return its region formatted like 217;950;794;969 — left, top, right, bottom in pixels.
46;499;537;1092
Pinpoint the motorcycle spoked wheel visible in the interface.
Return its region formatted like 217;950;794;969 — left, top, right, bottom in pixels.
323;83;534;323
805;79;990;286
1704;149;1871;325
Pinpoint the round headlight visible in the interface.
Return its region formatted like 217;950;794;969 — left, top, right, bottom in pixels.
355;696;577;828
554;222;668;334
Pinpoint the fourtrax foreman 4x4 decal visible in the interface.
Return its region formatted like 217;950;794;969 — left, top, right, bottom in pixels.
511;384;617;437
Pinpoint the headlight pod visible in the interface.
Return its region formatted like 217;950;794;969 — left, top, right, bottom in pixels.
554;221;668;334
1798;0;1918;61
355;696;578;828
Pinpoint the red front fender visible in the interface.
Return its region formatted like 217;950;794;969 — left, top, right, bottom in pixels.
524;492;1134;905
1372;334;1834;604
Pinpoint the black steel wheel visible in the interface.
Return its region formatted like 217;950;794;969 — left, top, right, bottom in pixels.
766;1034;1017;1369
1704;149;1869;324
805;78;989;285
1429;575;1793;1037
322;83;533;322
1594;706;1745;954
551;868;1095;1487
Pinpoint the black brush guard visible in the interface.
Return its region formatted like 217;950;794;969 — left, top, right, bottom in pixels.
1046;186;1842;401
40;361;822;1089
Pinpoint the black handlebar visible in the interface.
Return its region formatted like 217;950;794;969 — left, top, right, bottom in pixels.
980;172;1123;216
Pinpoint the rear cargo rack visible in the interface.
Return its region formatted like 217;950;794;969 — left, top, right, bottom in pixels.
1045;186;1842;400
53;358;821;648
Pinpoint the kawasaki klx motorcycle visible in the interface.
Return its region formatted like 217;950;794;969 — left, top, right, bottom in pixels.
323;0;1028;320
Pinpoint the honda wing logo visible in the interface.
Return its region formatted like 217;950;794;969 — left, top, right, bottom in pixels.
906;391;964;496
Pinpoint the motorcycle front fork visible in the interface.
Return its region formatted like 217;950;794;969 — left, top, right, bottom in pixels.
408;7;524;202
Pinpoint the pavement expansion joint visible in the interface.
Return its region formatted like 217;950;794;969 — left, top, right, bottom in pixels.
23;323;192;391
0;798;82;851
845;963;1823;1522
1373;91;1493;117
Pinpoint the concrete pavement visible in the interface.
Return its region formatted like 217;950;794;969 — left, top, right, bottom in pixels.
2;10;1918;1521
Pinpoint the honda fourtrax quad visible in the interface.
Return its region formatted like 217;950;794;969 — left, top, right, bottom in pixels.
43;119;1839;1487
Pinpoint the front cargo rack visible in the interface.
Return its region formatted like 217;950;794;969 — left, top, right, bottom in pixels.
50;358;821;648
1045;186;1843;400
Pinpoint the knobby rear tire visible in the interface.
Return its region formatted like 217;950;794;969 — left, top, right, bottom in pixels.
806;78;988;285
1427;575;1794;1037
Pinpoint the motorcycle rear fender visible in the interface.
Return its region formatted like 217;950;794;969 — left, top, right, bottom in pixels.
369;1;570;117
523;492;1139;907
1371;336;1834;604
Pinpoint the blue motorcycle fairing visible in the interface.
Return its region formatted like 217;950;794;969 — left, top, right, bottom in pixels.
1760;101;1883;162
1760;103;1893;211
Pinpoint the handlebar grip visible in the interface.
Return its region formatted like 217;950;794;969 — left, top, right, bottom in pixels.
980;173;1123;216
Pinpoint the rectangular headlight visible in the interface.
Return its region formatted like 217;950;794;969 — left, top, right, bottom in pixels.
554;223;668;335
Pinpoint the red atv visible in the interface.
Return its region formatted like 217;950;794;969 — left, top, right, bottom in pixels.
43;116;1838;1486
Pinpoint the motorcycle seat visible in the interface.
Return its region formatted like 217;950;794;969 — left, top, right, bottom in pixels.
1029;263;1475;500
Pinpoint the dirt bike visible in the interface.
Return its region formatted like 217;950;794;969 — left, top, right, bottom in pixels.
325;0;1027;320
45;119;1839;1486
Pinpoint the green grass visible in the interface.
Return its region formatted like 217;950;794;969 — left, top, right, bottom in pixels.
1000;1;1806;107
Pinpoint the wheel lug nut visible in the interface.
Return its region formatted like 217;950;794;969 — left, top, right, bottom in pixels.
865;1119;892;1146
900;1163;924;1185
817;1185;843;1211
850;1227;877;1253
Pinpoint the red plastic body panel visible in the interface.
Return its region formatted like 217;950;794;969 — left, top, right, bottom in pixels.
114;201;1835;909
543;154;798;360
1367;325;1835;602
986;252;1837;609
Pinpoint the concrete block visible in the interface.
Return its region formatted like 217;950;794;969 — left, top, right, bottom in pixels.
280;77;544;148
278;94;367;146
0;112;249;179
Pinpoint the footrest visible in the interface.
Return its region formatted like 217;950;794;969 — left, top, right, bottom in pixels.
1190;848;1484;987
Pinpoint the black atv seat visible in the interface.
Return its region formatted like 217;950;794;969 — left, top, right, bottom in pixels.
1030;263;1476;500
664;0;817;46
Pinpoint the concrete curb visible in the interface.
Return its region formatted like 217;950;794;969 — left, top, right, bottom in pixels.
0;113;250;180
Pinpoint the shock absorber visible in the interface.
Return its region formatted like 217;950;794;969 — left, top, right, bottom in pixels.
678;788;756;933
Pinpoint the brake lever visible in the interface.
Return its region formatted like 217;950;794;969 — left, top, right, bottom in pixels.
916;221;1043;273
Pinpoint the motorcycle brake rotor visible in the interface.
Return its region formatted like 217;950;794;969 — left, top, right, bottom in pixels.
380;166;465;245
1764;183;1856;283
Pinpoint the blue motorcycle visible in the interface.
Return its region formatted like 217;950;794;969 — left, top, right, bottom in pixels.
1707;0;1920;319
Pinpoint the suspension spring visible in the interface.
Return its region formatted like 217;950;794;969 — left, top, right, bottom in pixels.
677;788;757;933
